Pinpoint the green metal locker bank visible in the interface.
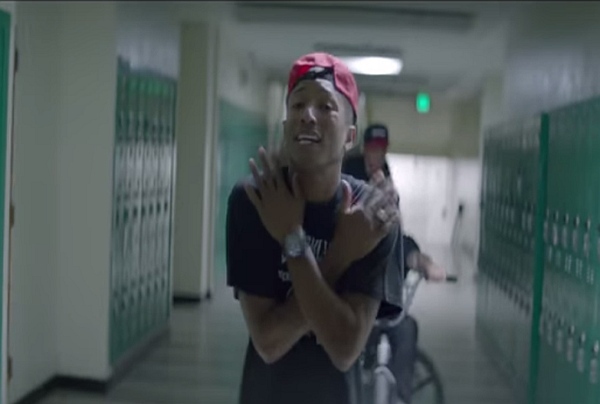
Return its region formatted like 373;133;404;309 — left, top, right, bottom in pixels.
477;115;548;404
214;100;269;275
109;58;177;365
536;98;600;404
478;96;600;404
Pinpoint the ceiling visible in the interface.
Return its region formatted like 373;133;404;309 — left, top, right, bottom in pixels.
217;1;528;101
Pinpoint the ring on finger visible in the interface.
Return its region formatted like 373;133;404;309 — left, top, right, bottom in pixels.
375;207;389;223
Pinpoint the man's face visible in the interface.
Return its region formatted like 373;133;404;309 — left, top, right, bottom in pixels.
364;144;387;176
282;79;356;172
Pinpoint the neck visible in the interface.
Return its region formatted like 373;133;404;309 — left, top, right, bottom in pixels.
290;164;341;203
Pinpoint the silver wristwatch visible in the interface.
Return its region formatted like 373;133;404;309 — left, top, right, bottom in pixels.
283;227;308;259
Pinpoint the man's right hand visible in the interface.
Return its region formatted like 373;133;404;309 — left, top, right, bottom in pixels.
327;178;399;272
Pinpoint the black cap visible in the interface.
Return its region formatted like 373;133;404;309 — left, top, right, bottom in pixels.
363;124;389;148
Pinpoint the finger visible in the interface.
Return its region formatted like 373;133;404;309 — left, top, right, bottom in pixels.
383;188;400;209
373;183;399;212
272;151;286;189
249;158;264;189
340;180;353;213
376;179;397;202
373;205;399;231
376;213;398;237
378;219;393;236
243;182;262;211
370;170;386;186
352;181;371;206
258;147;273;179
362;185;383;211
292;173;304;199
372;207;390;230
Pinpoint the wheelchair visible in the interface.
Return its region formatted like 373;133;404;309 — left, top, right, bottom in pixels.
360;262;457;404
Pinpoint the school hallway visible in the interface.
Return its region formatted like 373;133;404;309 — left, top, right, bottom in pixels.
2;2;598;404
37;245;515;404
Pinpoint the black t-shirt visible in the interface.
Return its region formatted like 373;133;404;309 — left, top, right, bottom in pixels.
341;151;391;182
341;152;420;276
226;171;403;404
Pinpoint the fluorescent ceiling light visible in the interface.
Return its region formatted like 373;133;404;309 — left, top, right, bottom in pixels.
339;56;403;76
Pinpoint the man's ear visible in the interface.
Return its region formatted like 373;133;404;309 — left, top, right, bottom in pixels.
344;125;357;152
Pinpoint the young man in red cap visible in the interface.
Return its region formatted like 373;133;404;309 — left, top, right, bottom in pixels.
343;124;446;403
226;53;404;404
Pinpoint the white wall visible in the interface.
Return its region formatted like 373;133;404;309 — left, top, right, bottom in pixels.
367;94;481;158
388;154;480;251
9;2;61;401
389;154;453;247
479;74;506;133
449;158;481;257
10;1;181;400
217;26;268;115
172;21;218;299
116;1;180;78
54;1;117;380
10;0;116;397
504;2;600;119
0;1;15;14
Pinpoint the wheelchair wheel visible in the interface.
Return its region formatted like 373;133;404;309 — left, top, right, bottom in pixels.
411;348;445;404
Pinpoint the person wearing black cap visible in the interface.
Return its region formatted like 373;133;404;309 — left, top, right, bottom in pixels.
342;123;445;280
343;123;392;180
226;53;404;404
342;123;446;403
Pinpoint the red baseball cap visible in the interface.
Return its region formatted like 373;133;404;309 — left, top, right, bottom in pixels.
287;52;359;124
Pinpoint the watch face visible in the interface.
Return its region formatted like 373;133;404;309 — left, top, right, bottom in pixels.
285;230;306;257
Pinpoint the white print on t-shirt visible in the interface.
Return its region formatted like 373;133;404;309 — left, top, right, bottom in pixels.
278;234;330;284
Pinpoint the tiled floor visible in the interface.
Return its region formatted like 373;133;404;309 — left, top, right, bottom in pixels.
38;245;516;404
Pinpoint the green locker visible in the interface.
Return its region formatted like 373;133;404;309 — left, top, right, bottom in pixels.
477;116;547;404
214;100;269;274
109;61;177;365
477;96;600;404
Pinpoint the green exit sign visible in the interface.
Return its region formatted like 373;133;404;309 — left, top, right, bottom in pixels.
416;92;430;114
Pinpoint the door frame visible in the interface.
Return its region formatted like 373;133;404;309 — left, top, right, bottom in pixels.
0;5;15;404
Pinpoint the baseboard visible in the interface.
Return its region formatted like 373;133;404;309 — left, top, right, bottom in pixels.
14;325;169;404
173;291;212;305
173;295;201;304
54;375;108;393
14;378;56;404
14;375;108;404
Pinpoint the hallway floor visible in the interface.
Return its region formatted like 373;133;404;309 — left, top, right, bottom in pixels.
38;246;516;404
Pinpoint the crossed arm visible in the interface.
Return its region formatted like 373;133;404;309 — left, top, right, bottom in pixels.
239;244;383;372
239;236;386;371
228;177;397;371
